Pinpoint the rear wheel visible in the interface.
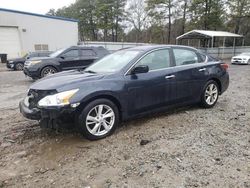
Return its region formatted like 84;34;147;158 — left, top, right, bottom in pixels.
201;80;219;108
40;66;57;78
77;99;119;140
15;63;24;71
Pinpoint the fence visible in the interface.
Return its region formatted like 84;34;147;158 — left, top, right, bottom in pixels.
80;41;250;59
198;46;250;59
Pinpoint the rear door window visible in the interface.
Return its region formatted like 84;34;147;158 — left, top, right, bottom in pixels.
173;48;199;66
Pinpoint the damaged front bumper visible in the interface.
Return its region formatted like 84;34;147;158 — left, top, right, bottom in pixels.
19;100;41;120
19;100;77;127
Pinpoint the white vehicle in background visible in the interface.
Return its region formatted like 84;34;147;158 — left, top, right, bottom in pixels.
231;53;250;65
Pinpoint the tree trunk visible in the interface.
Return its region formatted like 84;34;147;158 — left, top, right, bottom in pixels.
168;0;171;44
104;13;108;42
182;0;187;34
115;17;119;42
90;13;96;40
114;0;119;42
204;0;208;30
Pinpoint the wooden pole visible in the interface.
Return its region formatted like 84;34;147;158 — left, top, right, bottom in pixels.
222;37;226;59
233;37;236;56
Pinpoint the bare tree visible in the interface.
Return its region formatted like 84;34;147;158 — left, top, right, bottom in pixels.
126;0;149;42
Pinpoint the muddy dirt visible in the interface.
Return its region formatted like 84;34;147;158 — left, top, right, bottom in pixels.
0;62;249;188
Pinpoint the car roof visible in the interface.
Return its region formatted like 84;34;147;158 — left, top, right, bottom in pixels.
70;45;106;50
124;45;198;52
29;51;51;54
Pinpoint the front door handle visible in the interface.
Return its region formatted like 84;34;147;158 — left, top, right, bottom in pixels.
165;75;175;79
199;68;206;72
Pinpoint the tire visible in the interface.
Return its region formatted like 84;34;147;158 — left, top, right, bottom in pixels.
200;80;219;108
40;66;57;78
15;63;24;71
77;99;119;140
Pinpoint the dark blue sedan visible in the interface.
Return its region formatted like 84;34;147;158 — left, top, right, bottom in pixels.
19;45;229;140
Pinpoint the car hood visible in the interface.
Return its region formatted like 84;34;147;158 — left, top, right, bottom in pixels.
8;57;25;62
232;55;250;59
30;70;106;91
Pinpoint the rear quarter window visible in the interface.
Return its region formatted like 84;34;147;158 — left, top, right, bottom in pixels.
200;53;219;62
173;48;199;66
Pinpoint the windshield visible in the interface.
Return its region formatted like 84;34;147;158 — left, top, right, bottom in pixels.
85;50;141;73
240;53;250;56
22;53;28;58
49;48;66;58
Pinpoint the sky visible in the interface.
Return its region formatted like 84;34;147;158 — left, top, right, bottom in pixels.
0;0;76;14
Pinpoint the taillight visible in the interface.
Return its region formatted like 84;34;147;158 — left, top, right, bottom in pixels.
220;63;229;71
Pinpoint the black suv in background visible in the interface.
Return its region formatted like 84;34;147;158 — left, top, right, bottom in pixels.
6;51;51;71
23;46;110;79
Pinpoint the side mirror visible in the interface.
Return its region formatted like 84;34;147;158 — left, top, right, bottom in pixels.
60;55;65;59
131;65;149;74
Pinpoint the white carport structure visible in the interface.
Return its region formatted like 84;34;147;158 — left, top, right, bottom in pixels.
176;30;244;48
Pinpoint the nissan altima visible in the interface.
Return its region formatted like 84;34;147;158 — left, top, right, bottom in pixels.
19;45;229;140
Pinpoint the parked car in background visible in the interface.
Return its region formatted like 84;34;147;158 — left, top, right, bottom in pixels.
6;51;51;71
23;46;110;79
231;52;250;64
20;45;229;140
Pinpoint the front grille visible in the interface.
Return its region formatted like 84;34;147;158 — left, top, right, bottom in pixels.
27;89;57;109
233;58;242;61
6;62;11;68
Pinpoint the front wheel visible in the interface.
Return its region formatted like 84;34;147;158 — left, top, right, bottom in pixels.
40;66;57;78
201;80;219;108
77;99;119;140
15;63;24;71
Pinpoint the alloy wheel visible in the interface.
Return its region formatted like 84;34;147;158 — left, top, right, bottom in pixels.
205;83;218;105
86;104;115;136
42;67;56;77
16;63;24;70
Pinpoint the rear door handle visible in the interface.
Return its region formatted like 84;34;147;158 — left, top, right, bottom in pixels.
165;75;175;79
198;68;206;72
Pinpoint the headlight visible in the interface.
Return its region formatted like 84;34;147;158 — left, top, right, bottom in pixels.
30;60;42;65
38;89;79;107
8;61;13;63
25;60;41;66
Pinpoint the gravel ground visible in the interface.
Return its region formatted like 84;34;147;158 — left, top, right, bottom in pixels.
0;62;249;188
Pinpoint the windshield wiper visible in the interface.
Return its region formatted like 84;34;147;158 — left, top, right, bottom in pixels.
83;70;97;74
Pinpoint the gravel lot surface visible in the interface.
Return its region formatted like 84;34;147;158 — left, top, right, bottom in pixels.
0;62;249;188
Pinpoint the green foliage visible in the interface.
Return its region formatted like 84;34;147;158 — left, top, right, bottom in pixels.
227;0;250;34
96;0;126;41
47;0;250;45
53;0;125;41
189;0;225;30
